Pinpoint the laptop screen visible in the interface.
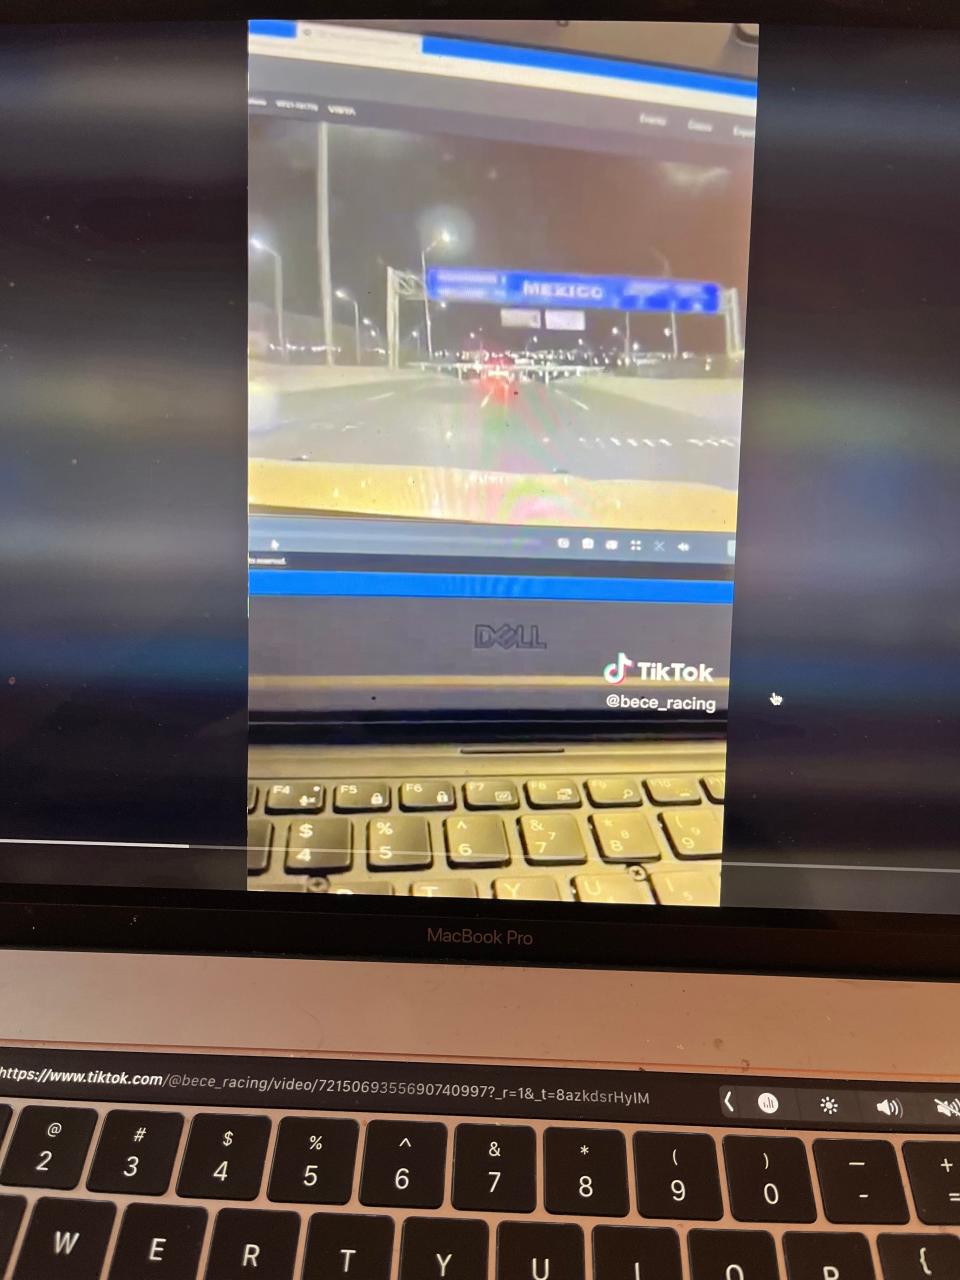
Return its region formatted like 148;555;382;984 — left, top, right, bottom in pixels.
6;14;960;951
247;23;754;722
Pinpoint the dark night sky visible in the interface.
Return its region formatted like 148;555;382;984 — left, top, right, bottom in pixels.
249;116;754;352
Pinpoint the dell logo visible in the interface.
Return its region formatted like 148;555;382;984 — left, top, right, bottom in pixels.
474;624;547;651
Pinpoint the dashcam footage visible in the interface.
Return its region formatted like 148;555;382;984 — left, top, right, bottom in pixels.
249;116;752;535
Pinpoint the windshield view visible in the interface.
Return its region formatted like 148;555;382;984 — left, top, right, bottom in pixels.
248;26;756;541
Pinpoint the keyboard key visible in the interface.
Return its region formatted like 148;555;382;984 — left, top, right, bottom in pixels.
266;781;324;813
205;1208;298;1280
445;816;510;867
87;1109;182;1195
649;868;721;907
303;1213;393;1280
724;1135;815;1222
13;1197;114;1280
545;1127;628;1217
177;1114;270;1201
1;1106;97;1190
644;774;702;805
634;1132;722;1220
784;1231;874;1280
877;1232;960;1279
247;783;258;814
701;773;725;802
400;1217;488;1280
519;814;587;865
0;1106;9;1144
814;1139;909;1224
368;816;432;871
661;808;723;859
360;1120;446;1209
246;818;273;875
411;880;478;898
286;818;353;874
400;781;456;810
902;1140;960;1223
573;874;654;905
464;780;520;810
493;877;560;901
453;1124;536;1213
108;1204;207;1279
327;882;395;895
268;1117;358;1205
585;777;642;808
0;1196;25;1275
526;778;581;808
591;813;660;863
497;1223;584;1280
688;1230;778;1280
334;782;390;812
593;1226;682;1280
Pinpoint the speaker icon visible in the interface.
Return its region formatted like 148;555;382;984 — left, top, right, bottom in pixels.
876;1097;903;1119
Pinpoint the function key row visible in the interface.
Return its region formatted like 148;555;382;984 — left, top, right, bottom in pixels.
1;1107;954;1228
248;807;723;878
249;774;725;816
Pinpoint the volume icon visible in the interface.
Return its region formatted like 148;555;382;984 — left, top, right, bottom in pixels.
876;1098;903;1119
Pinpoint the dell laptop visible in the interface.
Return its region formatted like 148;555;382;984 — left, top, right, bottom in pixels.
3;9;960;1280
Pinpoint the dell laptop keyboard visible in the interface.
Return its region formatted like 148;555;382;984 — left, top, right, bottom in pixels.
246;770;724;906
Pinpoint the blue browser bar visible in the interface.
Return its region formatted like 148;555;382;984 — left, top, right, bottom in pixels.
249;569;734;605
249;19;297;38
420;35;757;100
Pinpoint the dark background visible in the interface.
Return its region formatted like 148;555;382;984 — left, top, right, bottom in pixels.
723;25;960;912
0;24;248;882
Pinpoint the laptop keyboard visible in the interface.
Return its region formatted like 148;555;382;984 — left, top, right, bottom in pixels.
0;1082;957;1278
246;771;724;906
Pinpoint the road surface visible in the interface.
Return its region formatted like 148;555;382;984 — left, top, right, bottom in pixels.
250;372;740;490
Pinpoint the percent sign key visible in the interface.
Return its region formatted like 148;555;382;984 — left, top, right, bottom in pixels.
269;1117;360;1203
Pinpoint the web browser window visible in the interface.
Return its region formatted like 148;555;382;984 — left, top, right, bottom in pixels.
247;22;755;725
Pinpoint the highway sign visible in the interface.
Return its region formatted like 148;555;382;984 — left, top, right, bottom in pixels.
545;309;585;331
500;308;542;329
426;268;721;314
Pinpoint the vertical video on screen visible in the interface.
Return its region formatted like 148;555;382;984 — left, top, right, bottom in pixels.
245;23;757;908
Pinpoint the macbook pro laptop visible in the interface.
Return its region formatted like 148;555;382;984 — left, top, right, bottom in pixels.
3;9;960;1280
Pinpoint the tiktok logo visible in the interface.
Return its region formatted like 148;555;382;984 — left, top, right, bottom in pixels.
603;652;634;685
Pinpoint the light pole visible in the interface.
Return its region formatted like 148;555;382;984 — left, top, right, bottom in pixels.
420;228;453;361
648;245;679;359
250;237;287;363
334;289;361;364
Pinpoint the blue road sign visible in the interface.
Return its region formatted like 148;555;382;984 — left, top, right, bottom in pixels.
426;268;721;314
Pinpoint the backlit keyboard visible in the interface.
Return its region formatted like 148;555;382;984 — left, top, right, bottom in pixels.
1;1048;959;1278
246;772;724;905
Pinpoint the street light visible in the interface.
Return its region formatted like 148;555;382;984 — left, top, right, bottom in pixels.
250;238;287;363
334;288;361;364
421;227;454;361
648;246;679;359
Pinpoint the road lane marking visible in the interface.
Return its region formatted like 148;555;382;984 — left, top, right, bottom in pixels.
610;436;622;446
480;391;492;408
366;390;396;402
340;423;360;432
627;438;638;447
555;389;590;411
